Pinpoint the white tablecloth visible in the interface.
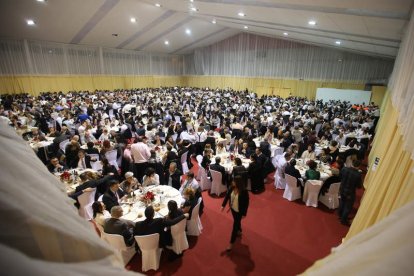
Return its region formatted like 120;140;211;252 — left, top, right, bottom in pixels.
210;153;251;173
295;159;332;181
121;185;183;222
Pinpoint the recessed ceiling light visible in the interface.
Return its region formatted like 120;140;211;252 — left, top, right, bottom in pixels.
238;12;246;17
190;0;194;2
27;19;35;26
155;3;161;7
335;40;341;45
130;17;136;23
164;40;169;45
308;20;316;26
191;7;198;12
36;0;45;2
338;59;343;62
185;28;191;35
244;26;248;29
212;19;216;24
283;32;288;36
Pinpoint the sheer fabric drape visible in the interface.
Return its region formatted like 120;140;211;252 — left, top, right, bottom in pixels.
0;39;183;76
184;33;394;82
389;10;414;160
0;121;138;274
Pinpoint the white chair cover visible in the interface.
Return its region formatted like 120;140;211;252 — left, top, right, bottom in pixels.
303;180;323;207
198;166;212;191
274;157;287;189
102;233;136;266
105;150;119;170
78;188;96;220
181;151;189;174
134;233;162;272
59;139;70;153
167;219;189;255
186;198;203;236
210;170;227;196
196;155;203;165
319;182;341;209
283;174;302;201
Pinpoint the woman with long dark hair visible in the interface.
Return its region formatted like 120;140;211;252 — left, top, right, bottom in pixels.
221;176;249;251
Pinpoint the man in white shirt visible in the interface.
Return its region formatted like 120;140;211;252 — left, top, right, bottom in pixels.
131;137;151;182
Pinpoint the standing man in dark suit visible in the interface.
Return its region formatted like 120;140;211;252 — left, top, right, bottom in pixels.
102;180;125;213
338;160;362;226
210;157;227;186
134;206;188;247
104;206;135;246
164;162;182;190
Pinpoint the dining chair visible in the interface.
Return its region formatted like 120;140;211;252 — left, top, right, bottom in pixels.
210;170;226;196
319;182;341;209
167;219;189;255
134;233;162;272
283;174;302;201
186;198;203;236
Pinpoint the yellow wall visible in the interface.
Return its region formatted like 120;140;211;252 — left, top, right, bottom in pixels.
370;86;387;107
0;75;383;104
184;75;366;99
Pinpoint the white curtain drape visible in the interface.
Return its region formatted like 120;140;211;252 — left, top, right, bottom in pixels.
389;10;414;160
0;39;183;76
185;33;394;82
0;120;139;274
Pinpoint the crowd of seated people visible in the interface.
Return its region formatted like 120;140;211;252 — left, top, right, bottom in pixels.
1;87;377;244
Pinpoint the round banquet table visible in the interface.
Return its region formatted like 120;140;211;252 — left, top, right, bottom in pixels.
120;185;184;222
210;152;251;173
295;159;332;181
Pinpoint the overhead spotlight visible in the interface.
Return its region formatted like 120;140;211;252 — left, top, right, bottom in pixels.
212;19;216;24
130;17;136;23
190;0;194;2
164;40;169;45
308;20;316;26
335;40;341;45
244;26;248;29
155;3;161;7
185;28;191;35
238;12;246;17
27;19;35;26
191;7;198;12
36;0;46;2
338;59;343;62
283;32;288;36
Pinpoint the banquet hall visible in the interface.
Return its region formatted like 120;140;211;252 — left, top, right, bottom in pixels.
0;1;413;275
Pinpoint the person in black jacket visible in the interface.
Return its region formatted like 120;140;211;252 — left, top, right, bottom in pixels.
221;176;249;252
248;154;264;194
210;157;227;186
134;205;188;247
338;160;362;226
104;206;134;246
102;180;125;213
164;162;182;190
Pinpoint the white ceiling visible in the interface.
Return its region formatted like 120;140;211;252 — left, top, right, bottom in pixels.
0;0;412;58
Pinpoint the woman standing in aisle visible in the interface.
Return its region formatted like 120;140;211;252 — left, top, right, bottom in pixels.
221;176;249;252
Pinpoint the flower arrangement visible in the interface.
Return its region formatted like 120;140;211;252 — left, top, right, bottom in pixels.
60;171;72;182
230;153;235;161
142;191;155;205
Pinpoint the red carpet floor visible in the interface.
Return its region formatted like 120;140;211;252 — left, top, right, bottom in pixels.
126;160;363;276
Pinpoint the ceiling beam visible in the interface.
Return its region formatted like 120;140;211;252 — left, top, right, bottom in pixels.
206;14;402;43
170;27;230;54
117;10;176;48
70;0;120;44
195;0;410;20
135;16;193;50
